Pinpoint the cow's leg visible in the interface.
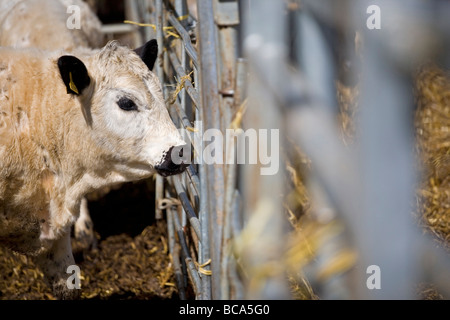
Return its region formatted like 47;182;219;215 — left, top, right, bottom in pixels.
74;197;96;249
35;231;80;299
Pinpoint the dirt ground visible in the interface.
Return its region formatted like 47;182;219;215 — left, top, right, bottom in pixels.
0;180;178;300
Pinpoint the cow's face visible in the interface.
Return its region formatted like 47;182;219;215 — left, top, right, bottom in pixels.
57;40;188;179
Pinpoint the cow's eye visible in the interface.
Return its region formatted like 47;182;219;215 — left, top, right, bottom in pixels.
117;97;138;111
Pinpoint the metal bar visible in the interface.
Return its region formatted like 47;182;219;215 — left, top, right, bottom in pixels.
185;174;199;212
185;257;202;298
197;0;225;300
171;175;202;240
166;203;186;299
139;0;155;41
166;103;202;203
242;0;450;300
245;14;362;299
175;0;188;115
241;0;291;300
234;58;247;109
173;245;186;299
154;0;166;223
230;190;242;238
168;50;200;108
216;12;239;299
296;6;337;111
196;68;212;300
167;13;199;69
220;132;239;299
227;61;246;298
174;1;190;243
352;1;419;299
169;100;196;146
172;203;202;296
199;162;212;300
229;191;244;300
186;165;200;198
213;0;240;26
155;0;165;83
124;0;143;46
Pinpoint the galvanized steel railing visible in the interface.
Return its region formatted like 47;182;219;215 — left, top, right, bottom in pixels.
130;0;243;300
128;0;450;300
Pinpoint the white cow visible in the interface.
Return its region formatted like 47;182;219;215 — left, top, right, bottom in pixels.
0;35;187;301
0;0;106;249
0;0;104;51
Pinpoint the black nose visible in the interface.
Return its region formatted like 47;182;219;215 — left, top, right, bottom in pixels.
155;145;189;177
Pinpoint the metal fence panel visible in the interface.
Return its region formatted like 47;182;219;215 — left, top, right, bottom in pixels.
134;0;450;300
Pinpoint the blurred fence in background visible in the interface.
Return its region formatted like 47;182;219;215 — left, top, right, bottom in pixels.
109;0;450;299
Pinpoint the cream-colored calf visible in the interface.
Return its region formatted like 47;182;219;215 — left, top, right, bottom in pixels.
0;0;105;250
0;40;187;299
0;0;103;51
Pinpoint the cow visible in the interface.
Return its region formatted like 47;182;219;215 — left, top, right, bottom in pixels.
0;0;104;51
0;0;147;252
0;0;108;250
0;37;187;298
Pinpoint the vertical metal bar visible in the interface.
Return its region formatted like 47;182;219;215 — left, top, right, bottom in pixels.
226;57;247;300
172;205;202;298
221;144;235;299
234;58;247;110
195;69;212;300
171;175;202;240
241;0;291;299
175;0;188;19
174;0;190;249
181;45;188;113
199;139;211;300
196;0;225;300
297;3;336;111
175;0;189;117
354;0;418;299
154;0;165;222
217;27;238;128
229;190;244;299
142;0;155;40
181;197;187;229
166;201;187;299
214;0;239;301
124;0;143;47
155;0;164;87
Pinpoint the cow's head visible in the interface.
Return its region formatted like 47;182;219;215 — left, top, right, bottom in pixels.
57;40;188;179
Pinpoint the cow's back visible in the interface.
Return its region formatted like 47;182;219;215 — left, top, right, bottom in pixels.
0;0;103;51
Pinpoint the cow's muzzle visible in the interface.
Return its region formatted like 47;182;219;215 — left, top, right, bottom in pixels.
155;145;189;177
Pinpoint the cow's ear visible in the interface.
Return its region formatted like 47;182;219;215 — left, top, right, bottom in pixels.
134;39;158;71
57;55;90;95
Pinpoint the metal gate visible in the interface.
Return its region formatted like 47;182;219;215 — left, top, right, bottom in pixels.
120;0;243;300
119;0;450;300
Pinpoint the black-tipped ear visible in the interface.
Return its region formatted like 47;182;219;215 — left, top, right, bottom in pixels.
57;56;90;95
134;39;158;71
